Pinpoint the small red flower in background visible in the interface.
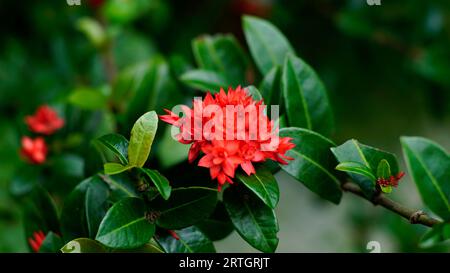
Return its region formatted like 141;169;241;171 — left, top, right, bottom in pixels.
25;105;64;135
377;171;405;188
28;231;46;252
20;137;48;164
88;0;105;9
160;86;295;190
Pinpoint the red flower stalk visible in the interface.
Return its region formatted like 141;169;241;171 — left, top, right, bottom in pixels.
20;136;48;164
160;86;295;190
377;171;405;188
168;230;180;240
25;105;64;135
28;231;46;252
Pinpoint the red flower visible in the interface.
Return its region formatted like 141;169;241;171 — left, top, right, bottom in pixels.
20;137;48;164
160;86;295;190
377;171;405;188
28;231;46;252
25;105;64;135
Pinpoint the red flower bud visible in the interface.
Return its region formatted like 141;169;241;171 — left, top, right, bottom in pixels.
20;136;48;164
25;105;64;135
28;231;46;252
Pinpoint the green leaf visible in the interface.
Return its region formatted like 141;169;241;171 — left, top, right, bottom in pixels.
85;179;110;238
192;34;248;85
150;187;218;230
76;17;106;48
95;133;129;165
60;175;110;242
96;197;155;249
68;88;108;110
61;238;106;253
223;186;278;253
401;136;450;220
419;223;450;248
282;54;334;137
244;85;263;101
104;162;133;175
377;159;392;193
279;127;342;204
180;69;229;93
237;167;279;209
377;159;391;179
259;66;281;106
100;173;139;200
336;162;376;181
242;15;294;74
331;139;399;198
196;202;234;241
157;226;216;253
140;168;172;200
128;111;158;167
38;232;63;253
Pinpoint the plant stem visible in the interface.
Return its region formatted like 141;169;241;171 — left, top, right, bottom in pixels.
341;182;441;228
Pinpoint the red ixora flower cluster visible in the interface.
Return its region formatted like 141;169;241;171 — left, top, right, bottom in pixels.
20;105;64;164
28;230;46;252
160;86;295;190
377;171;405;188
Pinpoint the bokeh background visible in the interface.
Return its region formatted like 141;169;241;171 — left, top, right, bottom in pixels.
0;0;449;252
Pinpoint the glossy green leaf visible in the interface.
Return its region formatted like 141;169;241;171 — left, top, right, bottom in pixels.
180;69;228;93
68;88;107;110
103;162;133;175
60;175;110;242
259;66;281;106
96;197;155;249
243;15;295;74
196;202;234;241
336;161;376;181
95;133;129;165
85;179;110;238
157;226;216;253
282;54;334;137
128;111;158;167
39;232;63;253
280;127;342;204
99;173;139;200
331;139;399;198
401;136;450;220
244;85;263;101
223;186;278;253
419;223;450;248
150;187;218;230
237;167;279;209
61;238;106;253
140;168;172;200
192;34;248;85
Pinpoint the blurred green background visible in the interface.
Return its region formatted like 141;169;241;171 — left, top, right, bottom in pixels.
0;0;449;252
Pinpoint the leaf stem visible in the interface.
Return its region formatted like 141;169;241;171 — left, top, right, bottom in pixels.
341;181;441;227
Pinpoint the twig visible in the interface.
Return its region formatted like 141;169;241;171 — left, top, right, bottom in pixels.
341;182;441;228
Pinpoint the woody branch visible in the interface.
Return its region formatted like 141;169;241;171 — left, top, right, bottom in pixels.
341;181;441;228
